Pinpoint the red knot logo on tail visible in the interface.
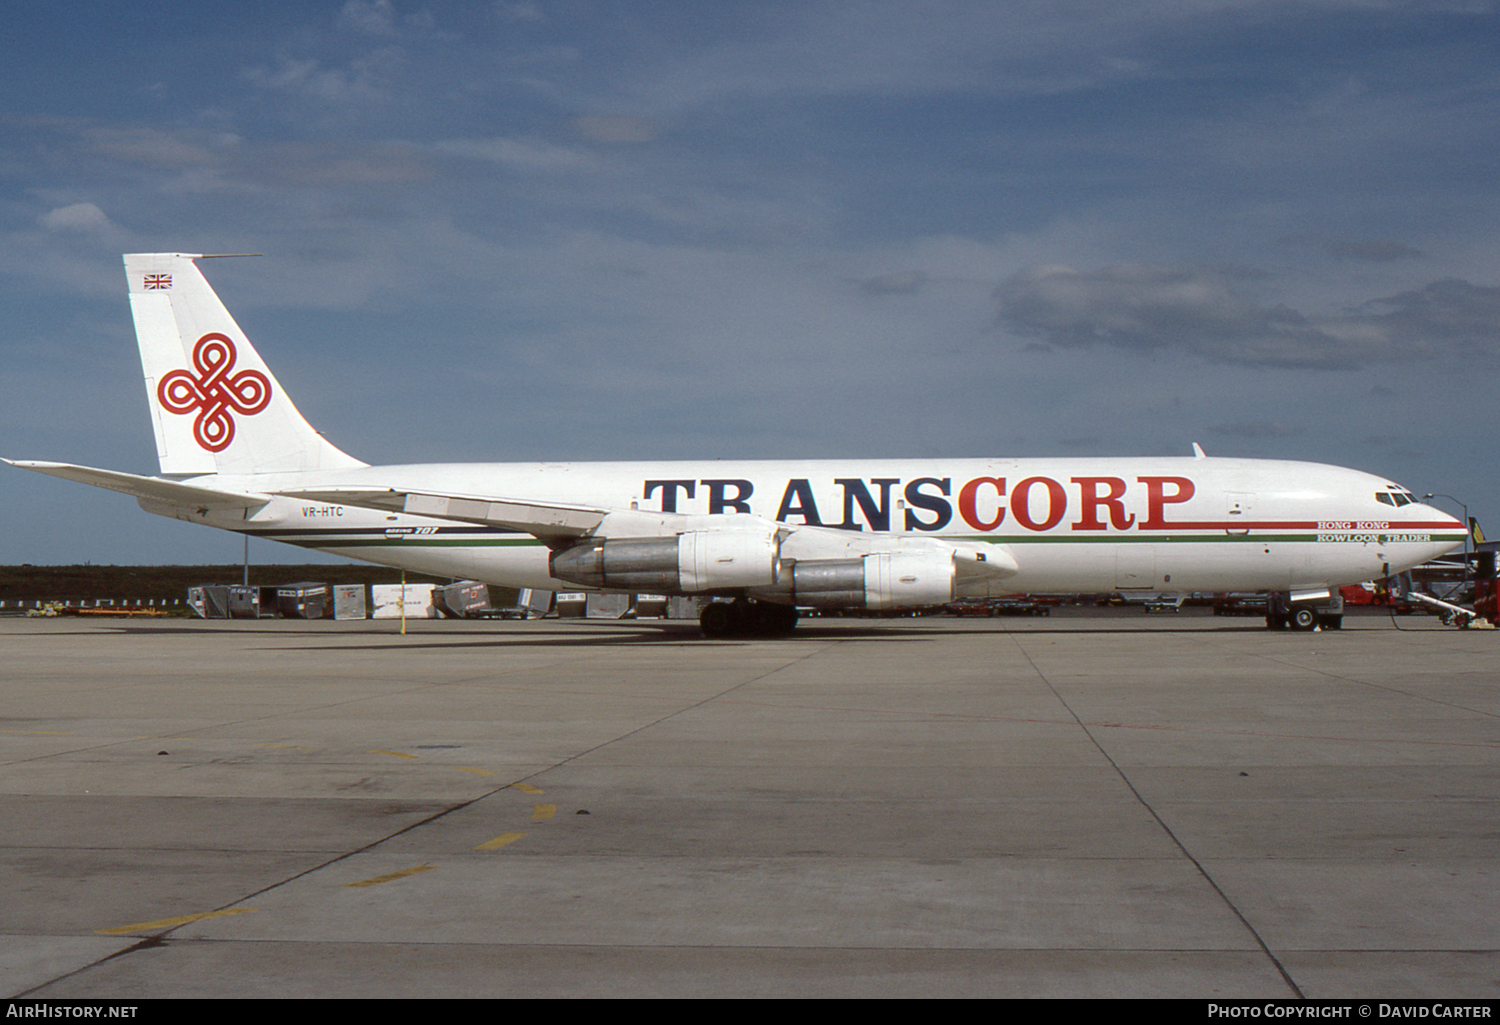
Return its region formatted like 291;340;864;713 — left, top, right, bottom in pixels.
157;333;271;452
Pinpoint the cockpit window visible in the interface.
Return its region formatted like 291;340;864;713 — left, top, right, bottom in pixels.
1376;490;1416;507
1376;493;1395;506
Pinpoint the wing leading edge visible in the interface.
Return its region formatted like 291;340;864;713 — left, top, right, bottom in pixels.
277;487;608;539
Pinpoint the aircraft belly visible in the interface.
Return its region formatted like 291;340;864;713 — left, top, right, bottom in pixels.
312;543;476;582
304;540;552;589
997;538;1291;593
467;545;559;590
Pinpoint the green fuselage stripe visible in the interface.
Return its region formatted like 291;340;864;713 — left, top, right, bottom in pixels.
256;531;1465;550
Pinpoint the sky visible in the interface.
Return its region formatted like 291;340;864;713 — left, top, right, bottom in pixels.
3;0;1499;565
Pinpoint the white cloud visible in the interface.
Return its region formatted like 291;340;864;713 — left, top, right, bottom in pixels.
436;136;594;172
339;0;398;36
494;1;544;22
38;202;112;232
243;47;405;103
82;126;216;168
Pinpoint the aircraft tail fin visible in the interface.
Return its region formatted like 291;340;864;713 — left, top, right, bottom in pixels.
125;253;366;477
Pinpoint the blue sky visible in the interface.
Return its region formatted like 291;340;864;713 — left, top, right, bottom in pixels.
4;0;1498;565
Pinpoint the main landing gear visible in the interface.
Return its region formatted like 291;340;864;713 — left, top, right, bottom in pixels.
699;599;799;639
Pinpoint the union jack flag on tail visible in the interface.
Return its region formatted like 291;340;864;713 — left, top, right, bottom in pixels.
143;273;172;289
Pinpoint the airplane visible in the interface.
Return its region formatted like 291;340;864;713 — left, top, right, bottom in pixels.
6;252;1467;636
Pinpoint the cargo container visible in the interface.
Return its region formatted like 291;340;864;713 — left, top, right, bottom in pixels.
333;583;367;620
277;582;329;619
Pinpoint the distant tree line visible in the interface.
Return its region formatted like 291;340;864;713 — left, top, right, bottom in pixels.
0;565;515;605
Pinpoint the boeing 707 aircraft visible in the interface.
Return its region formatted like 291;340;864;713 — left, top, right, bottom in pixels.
6;253;1466;635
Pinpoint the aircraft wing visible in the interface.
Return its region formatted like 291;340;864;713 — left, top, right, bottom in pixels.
5;460;271;510
278;487;608;539
282;484;1020;582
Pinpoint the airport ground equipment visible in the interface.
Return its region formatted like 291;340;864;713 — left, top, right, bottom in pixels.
1265;590;1344;631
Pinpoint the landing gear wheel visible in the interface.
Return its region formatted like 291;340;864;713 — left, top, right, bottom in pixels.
698;600;798;638
763;603;799;634
699;602;733;638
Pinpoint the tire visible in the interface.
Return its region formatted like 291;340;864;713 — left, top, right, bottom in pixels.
758;603;799;635
1292;607;1317;630
699;602;733;638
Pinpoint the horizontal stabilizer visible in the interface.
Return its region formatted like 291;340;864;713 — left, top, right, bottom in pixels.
5;460;270;510
279;487;607;538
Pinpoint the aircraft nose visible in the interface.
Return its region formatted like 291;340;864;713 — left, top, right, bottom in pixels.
1411;502;1467;555
1421;504;1465;531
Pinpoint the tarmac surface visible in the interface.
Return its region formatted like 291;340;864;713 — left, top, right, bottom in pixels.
1;607;1497;999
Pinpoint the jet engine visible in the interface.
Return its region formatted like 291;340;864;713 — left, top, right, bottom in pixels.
770;551;957;609
549;527;781;593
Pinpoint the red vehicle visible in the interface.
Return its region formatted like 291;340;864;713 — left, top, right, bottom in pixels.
1339;581;1418;613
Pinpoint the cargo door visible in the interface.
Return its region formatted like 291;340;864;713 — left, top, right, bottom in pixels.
1115;544;1157;589
1226;492;1253;535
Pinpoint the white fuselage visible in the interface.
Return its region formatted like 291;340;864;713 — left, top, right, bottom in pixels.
146;455;1465;595
18;255;1463;617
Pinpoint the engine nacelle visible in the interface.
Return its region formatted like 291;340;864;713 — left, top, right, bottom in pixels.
549;528;781;594
781;551;957;609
